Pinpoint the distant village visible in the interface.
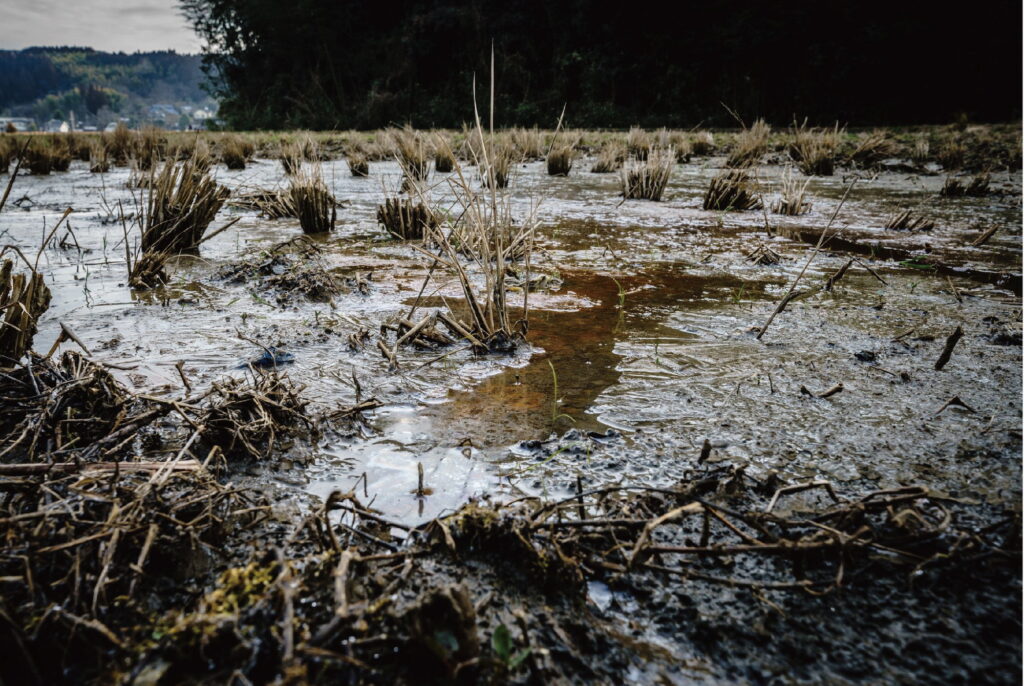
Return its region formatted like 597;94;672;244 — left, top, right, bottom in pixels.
0;103;217;133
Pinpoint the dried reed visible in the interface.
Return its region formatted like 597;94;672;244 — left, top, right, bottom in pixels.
726;119;771;168
771;168;811;215
620;148;674;200
546;146;574;176
884;209;935;231
376;197;438;240
0;259;52;365
789;121;842;176
591;143;625;173
289;165;336;234
140;154;230;254
704;169;762;211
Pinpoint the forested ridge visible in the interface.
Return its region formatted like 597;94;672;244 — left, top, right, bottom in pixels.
0;47;206;123
182;0;1022;130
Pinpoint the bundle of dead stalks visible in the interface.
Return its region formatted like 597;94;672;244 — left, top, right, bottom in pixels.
88;140;110;173
434;143;456;173
620;148;674;200
911;136;931;167
23;139;70;175
63;131;92;161
133;126;164;171
105;121;134;165
546;145;574;175
789;121;843;176
691;130;715;155
201;369;314;461
771;167;811;215
0;351;161;461
885;209;935;231
704;168;762;211
726;118;771;168
0;456;261;683
221;134;253;170
672;135;693;162
127;249;170;289
0;258;52;365
140;154;230;254
511;126;545;160
405;124;538;355
289;165;336;234
170;135;212;168
347;150;370;176
591;143;625;173
390;127;430;188
377;196;439;240
848;129;899;167
746;244;782;265
0;137;15;173
941;172;990;197
626;126;653;160
480;141;518;189
937;139;966;170
511;466;1018;595
280;140;304;175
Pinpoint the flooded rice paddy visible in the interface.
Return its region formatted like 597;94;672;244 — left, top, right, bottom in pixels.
3;142;1022;685
10;155;1021;524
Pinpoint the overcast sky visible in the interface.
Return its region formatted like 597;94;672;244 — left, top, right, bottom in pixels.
1;1;201;53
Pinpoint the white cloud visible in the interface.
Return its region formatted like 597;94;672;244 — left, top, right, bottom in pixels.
0;0;201;53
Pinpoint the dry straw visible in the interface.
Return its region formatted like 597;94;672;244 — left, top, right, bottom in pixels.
704;169;762;211
620;147;674;200
726;118;771;168
771;168;811;215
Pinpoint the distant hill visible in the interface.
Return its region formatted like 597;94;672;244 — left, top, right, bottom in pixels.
0;47;215;129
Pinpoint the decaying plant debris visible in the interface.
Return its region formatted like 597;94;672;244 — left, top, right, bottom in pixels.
201;369;315;460
941;172;991;197
219;237;345;304
1;417;1016;686
885;208;936;231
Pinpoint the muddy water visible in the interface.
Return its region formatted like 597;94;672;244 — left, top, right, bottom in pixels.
5;155;1020;524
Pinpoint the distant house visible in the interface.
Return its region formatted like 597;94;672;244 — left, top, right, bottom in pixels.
0;117;36;132
44;119;70;133
148;104;180;118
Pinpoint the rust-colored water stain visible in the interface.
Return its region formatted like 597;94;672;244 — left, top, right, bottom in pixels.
421;266;756;448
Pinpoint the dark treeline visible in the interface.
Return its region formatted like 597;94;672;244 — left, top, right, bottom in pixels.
182;0;1022;130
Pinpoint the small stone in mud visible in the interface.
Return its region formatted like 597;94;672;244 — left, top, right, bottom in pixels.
854;350;877;362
